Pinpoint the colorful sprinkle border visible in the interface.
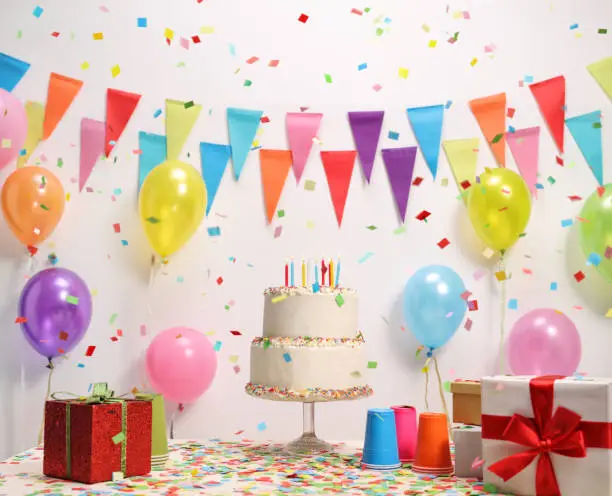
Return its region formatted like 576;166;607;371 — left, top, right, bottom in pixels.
245;383;373;402
253;332;365;348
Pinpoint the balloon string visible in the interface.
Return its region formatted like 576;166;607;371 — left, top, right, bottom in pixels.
147;255;160;317
424;359;430;411
37;358;55;446
169;403;182;440
499;252;507;375
432;355;452;440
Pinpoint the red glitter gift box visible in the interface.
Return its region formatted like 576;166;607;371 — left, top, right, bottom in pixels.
43;383;152;484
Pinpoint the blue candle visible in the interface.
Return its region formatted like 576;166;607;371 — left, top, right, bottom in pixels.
335;259;341;287
290;258;295;287
314;265;319;286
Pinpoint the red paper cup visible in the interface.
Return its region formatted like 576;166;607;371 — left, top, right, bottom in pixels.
411;412;453;476
391;405;417;463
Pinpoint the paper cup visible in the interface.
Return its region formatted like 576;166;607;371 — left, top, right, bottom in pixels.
136;393;168;469
390;405;417;463
361;408;401;470
411;412;453;475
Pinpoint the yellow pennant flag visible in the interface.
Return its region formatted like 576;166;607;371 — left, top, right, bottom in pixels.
442;138;479;203
17;101;45;168
587;57;612;100
165;99;202;160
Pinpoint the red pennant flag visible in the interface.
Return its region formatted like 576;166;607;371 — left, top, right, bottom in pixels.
529;76;565;153
42;73;83;140
321;151;357;226
260;150;292;223
105;88;141;157
469;93;506;166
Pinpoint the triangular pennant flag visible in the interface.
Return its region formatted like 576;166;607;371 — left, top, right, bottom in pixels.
79;118;105;191
42;73;83;140
259;149;292;223
566;111;603;185
0;53;30;92
105;88;141;157
348;111;384;182
321;151;357;226
17;101;44;168
227;107;263;180
529;75;565;153
381;147;417;223
138;132;167;190
406;105;444;179
506;127;541;196
286;112;322;182
587;57;612;100
468;93;506;166
200;142;231;215
442;138;480;202
166;99;202;160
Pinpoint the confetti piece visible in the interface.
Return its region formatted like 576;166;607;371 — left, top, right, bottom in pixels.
324;73;333;83
398;67;409;79
312;282;320;293
606;309;612;318
271;294;288;304
277;209;285;218
283;352;292;363
468;300;479;311
137;17;147;28
140;325;147;336
561;219;573;227
111;64;120;78
598;28;608;34
66;295;79;305
464;318;473;331
257;421;267;431
85;345;96;357
304;179;316;191
574;271;585;282
298;13;309;23
428;40;437;48
550;282;558;291
472;456;485;469
109;313;118;325
495;271;508;282
588;253;601;266
357;62;368;71
112;432;125;444
214;341;222;352
387;131;400;140
273;225;283;238
146;216;160;224
93;32;104;40
570;23;579;30
412;176;423;186
112;223;121;233
416;210;431;221
437;238;450;249
59;331;69;341
165;28;174;40
15;317;27;324
605;246;612;259
367;361;378;369
230;330;242;336
508;299;518;310
358;252;374;264
207;226;221;237
335;294;345;307
372;84;382;92
470;58;478;67
33;6;44;17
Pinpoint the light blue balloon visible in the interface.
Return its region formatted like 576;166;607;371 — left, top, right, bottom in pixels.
403;265;467;350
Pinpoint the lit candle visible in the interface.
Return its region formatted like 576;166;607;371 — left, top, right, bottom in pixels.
329;259;334;290
335;258;341;287
321;257;327;286
290;258;295;287
301;259;306;287
314;264;319;286
285;261;289;287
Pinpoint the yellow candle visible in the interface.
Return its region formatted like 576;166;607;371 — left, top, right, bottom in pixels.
329;259;334;289
302;259;306;287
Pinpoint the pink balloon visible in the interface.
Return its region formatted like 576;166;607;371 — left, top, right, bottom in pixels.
507;309;581;376
145;327;217;404
0;89;27;170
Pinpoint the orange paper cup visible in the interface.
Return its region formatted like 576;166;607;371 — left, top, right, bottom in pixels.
411;412;453;476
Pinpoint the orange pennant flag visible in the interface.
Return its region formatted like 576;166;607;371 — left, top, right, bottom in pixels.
469;92;506;167
321;151;357;227
260;149;292;223
42;73;84;140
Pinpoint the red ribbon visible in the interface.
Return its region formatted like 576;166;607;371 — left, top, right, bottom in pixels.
482;376;612;496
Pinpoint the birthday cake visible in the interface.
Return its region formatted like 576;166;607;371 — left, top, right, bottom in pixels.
246;283;373;402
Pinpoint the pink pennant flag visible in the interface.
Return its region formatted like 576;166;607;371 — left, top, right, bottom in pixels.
506;127;540;196
80;118;105;192
286;112;323;182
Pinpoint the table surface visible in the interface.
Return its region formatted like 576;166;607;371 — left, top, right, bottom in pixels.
0;439;506;495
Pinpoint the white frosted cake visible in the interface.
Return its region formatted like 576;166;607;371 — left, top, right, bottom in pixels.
245;286;373;402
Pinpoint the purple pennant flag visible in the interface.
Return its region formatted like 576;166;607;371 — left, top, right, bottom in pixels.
382;147;418;223
348;111;384;182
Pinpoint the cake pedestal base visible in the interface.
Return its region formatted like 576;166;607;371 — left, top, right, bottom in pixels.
285;402;332;454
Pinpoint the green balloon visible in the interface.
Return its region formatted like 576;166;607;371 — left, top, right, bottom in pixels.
579;184;612;282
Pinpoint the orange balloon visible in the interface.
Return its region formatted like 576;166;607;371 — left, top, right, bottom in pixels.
1;167;65;246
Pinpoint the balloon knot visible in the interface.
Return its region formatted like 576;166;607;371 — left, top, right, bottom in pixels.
426;350;433;358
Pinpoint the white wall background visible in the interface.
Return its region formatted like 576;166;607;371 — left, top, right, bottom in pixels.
0;0;611;459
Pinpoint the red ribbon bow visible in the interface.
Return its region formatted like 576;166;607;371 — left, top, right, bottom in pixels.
482;376;612;496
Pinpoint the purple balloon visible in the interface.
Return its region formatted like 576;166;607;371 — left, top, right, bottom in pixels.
507;308;581;376
19;268;92;359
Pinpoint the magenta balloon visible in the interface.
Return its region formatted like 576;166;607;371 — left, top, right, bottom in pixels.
507;309;581;376
19;268;92;359
145;327;217;404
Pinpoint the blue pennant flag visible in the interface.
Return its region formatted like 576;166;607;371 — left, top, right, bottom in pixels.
0;53;30;92
138;132;167;190
227;107;262;180
566;111;603;185
406;104;444;179
200;142;231;215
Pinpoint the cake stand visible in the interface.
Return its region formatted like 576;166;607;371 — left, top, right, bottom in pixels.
286;402;332;454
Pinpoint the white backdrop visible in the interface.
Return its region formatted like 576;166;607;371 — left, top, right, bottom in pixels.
0;0;611;459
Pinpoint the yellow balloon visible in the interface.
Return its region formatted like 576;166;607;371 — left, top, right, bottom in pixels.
139;160;207;258
467;168;531;252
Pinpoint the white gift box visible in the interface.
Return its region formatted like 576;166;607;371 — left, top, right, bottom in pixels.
482;375;612;496
453;425;483;479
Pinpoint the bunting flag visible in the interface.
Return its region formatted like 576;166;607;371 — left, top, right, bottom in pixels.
381;147;417;223
442;138;480;202
566;111;603;185
0;53;30;92
260;150;293;223
587;57;612;100
506;127;541;196
406;104;444;179
79;118;105;191
529;75;565;153
166;99;202;160
468;93;506;167
348;111;384;182
17;101;44;168
105;89;141;157
138;132;167;189
200;142;231;215
42;73;83;140
286;112;322;183
321;151;357;227
227;107;263;180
